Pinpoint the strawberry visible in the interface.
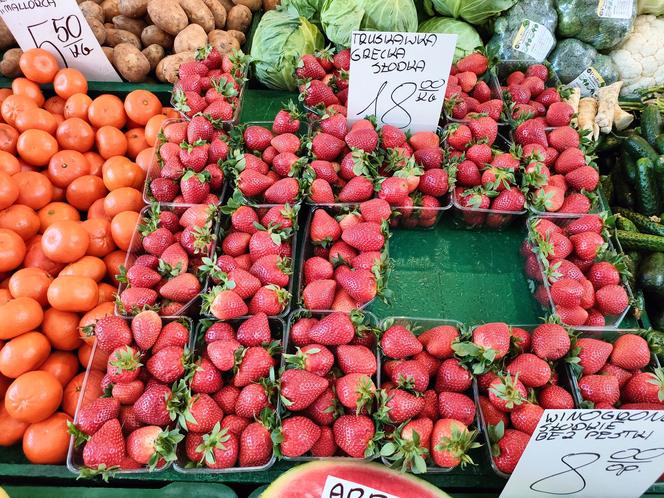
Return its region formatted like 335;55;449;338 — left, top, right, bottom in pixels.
226;268;261;300
107;346;141;383
333;415;376;458
286;344;334;377
237;169;273;198
160;243;189;273
419;325;458;359
548;126;580;151
204;322;235;343
506;353;551;388
235;383;271;419
280;368;329;411
456;52;488;74
578;374;620;405
336;373;376;412
514;119;547;147
537;384;574;409
479;396;508;428
193;425;239;469
305;387;338;426
468;116;498;146
302;279;336;310
378;177;410;205
566;166;599;191
335;267;376;303
437;392;475;426
341;222;384;252
433;358;471;393
186;393;223;433
471;322;511;360
159;273;201;303
147;346;184;383
419;169;449;197
530;323;570;360
491;188;525;211
345;128;379;152
430;418;478;468
191;357;223;394
207;339;241;371
278;416;321;458
303;256;334;285
233;346;275;387
595;284;628;316
272;108;301;135
302;80;338;107
310;209;341;246
310;426;337;457
545;102;574;127
391;360;429;392
153;321;189;352
239;421;273;467
82;418;126;469
232;313;270;347
622;370;664;404
446;124;472;151
610;334;650;370
381;325;422;359
95;316;132;354
508;84;531;104
213;386;240;414
491;426;529;474
559;192;592;214
333;49;350;70
208;290;248;320
75;398;120;435
382;388;425;423
244;125;273;151
112;380;144;405
509;403;544;436
142;227;174;257
576;337;613;374
550;278;584;307
488;373;527;412
297;54;326;80
599;363;632;388
336;345;377;375
248;284;290;315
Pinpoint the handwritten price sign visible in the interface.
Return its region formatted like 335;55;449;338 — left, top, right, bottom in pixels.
0;0;120;81
346;31;457;133
501;409;664;498
321;475;398;498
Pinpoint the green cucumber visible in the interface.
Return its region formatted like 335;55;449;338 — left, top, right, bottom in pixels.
600;174;613;204
616;230;664;251
624;135;660;163
596;134;622;152
625;251;640;289
641;104;662;147
621;149;638;187
655;134;664;154
613;169;636;209
615;214;638;232
636;157;661;215
638;252;664;300
614;207;664;237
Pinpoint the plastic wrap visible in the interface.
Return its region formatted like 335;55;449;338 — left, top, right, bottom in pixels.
555;0;636;50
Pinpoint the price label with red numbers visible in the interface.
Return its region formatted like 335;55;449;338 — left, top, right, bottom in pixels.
0;0;120;81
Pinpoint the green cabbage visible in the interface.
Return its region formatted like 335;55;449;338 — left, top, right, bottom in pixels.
428;0;518;25
320;0;418;47
251;5;324;91
638;0;664;15
418;17;483;61
281;0;323;21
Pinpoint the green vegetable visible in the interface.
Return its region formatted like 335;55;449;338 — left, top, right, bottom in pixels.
600;174;614;205
597;134;622;152
614;207;664;237
655;135;664;155
624;135;660;163
486;0;557;62
555;0;636;50
281;0;324;21
625;251;640;289
251;6;324;91
616;230;664;251
427;0;517;25
621;149;637;187
549;38;619;87
636;157;662;216
616;214;639;232
638;0;664;15
613;166;637;209
642;105;663;148
638;252;664;301
418;17;482;62
320;0;418;47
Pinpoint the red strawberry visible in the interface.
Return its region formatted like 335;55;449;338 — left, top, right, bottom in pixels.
248;285;289;315
479;395;508;427
153;321;189;352
233;346;275;387
107;346;141;383
610;334;650;370
82;418;126;469
191;357;223;394
338;176;374;203
244;125;273;151
530;323;570;360
566;166;599;191
491;427;529;474
302;279;336;310
538;384;574;409
207;339;241;372
133;384;173;426
578;374;619;405
419;325;458;359
150;178;178;202
437;392;475;426
446;124;472;151
345;128;378;152
239;421;273;467
488;374;527;412
576;337;613;374
595;284;628;316
310;426;337;457
515;119;547;147
333;415;375;458
307;312;355;345
147;346;184;383
341;222;384;251
335;267;376;304
468;116;498;146
430;418;478;468
209;290;248;320
159;273;201;303
237;169;273;198
383;388;425;423
381;325;422;359
456;52;488;75
236;313;271;347
550;278;584;307
310;209;341;246
94;316;132;354
297;54;326;80
622;370;664;404
471;322;511;360
545;102;574;127
76;397;120;435
142;228;174;257
506;353;551;388
186;393;223;433
279;416;321;458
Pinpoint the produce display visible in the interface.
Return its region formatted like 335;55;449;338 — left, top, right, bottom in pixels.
0;0;663;495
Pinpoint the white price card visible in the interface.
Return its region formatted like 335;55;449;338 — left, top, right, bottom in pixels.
501;409;664;498
0;0;121;81
346;31;457;133
321;475;399;498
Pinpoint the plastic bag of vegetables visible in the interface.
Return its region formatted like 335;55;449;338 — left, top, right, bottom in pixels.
550;38;619;96
556;0;636;50
423;0;517;25
320;0;418;47
418;17;483;61
251;5;324;91
486;0;558;62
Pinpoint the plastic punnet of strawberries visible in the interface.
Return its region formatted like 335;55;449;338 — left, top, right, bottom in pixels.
444;52;503;123
172;45;249;123
570;331;664;411
175;314;281;470
147;117;228;205
301;204;390;311
68;314;193;478
453;321;577;476
222;106;309;205
273;310;382;460
200;203;298;320
116;203;218;317
525;215;631;328
377;319;481;474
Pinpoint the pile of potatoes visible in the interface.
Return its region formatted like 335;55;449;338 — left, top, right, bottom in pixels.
0;0;260;83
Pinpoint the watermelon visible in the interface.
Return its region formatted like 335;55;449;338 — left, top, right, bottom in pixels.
261;460;450;497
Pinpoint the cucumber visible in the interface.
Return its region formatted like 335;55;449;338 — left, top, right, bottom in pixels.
621;149;637;187
615;214;639;232
636;157;662;216
655;156;664;202
641;104;662;147
655;134;664;154
624;251;640;289
596;134;622;152
614;207;664;237
624;135;660;163
613;169;636;209
600;174;613;204
638;252;664;300
616;230;664;251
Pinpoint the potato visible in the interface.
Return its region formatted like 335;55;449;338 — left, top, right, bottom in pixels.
118;0;148;17
87;18;107;45
226;29;245;46
263;0;279;9
113;42;150;82
0;49;22;78
179;0;215;32
201;0;227;29
80;1;104;22
104;22;115;29
208;29;240;54
219;0;233;10
101;0;121;21
147;0;188;35
226;4;251;32
142;44;165;71
156;51;195;82
141;25;173;49
0;19;15;50
232;0;260;11
102;46;114;61
112;15;146;37
106;28;142;48
174;24;207;54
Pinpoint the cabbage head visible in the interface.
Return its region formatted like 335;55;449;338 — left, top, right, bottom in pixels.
428;0;518;25
281;0;323;21
418;17;483;61
251;5;324;91
320;0;418;47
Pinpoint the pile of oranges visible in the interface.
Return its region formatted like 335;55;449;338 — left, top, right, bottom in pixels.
0;48;172;465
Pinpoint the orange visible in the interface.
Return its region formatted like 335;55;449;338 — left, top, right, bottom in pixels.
53;68;87;99
13;171;54;210
110;211;139;251
23;412;72;464
17;129;59;167
0;331;51;378
103;187;144;217
8;268;53;306
47;150;90;188
88;94;125;128
38;202;80;232
19;49;59;84
0;229;25;272
81;218;115;257
4;370;63;423
66;175;107;211
42;308;81;350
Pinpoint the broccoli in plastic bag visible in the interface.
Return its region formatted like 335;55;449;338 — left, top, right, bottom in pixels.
555;0;636;50
550;38;620;96
486;0;558;62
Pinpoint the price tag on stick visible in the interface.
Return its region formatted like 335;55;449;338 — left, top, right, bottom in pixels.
501;409;664;498
0;0;121;81
346;31;457;133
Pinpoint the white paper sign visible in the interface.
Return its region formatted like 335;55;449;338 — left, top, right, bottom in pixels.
346;31;457;133
501;409;664;498
597;0;634;19
511;20;556;62
321;475;399;498
0;0;121;81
